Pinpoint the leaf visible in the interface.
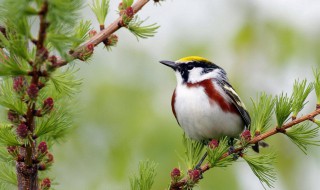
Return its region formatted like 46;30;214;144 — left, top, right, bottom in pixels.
127;16;159;40
286;122;320;154
0;162;17;188
242;152;277;189
130;160;157;190
250;93;275;134
182;134;205;169
275;93;292;127
0;124;21;146
291;79;313;117
90;0;110;25
0;78;27;114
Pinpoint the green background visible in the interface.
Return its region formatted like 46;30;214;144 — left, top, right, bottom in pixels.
30;0;320;189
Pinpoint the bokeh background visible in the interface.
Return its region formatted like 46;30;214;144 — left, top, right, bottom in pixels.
48;0;320;189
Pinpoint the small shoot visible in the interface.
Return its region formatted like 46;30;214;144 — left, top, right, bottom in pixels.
129;160;157;190
242;152;277;189
291;79;313;118
72;20;92;49
207;137;233;168
182;134;205;169
313;68;320;105
127;17;159;40
286;122;320;154
90;0;110;25
275;93;292;127
122;0;134;9
250;93;275;134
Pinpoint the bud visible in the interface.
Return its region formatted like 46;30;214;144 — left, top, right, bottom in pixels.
7;146;17;155
8;110;19;123
38;163;46;170
89;30;97;38
41;178;51;189
37;47;49;61
118;2;124;11
170;168;181;181
38;141;48;154
13;76;27;94
16;124;28;138
27;84;39;99
43;97;54;113
208;139;219;149
107;34;118;46
241;130;251;142
46;153;54;163
188;169;201;182
86;43;94;51
125;7;134;18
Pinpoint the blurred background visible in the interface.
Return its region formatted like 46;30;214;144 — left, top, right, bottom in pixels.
51;0;320;189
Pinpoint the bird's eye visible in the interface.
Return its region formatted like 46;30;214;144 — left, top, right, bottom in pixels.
187;65;194;70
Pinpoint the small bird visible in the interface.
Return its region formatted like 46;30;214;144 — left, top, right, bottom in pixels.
159;56;251;146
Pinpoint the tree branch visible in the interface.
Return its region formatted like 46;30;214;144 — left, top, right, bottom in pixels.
54;0;150;68
169;107;320;189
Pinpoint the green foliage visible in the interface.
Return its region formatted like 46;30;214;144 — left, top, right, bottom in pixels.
90;0;110;25
48;68;82;97
130;160;157;190
72;20;92;49
286;123;320;154
0;162;17;188
127;17;159;40
182;134;205;169
122;0;134;9
0;79;27;114
207;137;233;168
313;68;320;104
291;79;313;117
0;53;30;76
35;103;73;142
275;93;292;127
250;93;275;134
0;148;11;162
0;124;21;146
242;152;276;189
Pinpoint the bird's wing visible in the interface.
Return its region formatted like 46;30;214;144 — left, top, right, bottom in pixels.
218;80;251;128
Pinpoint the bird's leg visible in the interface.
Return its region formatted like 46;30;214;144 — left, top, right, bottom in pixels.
195;151;208;170
228;138;238;160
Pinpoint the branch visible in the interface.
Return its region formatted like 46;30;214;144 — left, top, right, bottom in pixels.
169;107;320;189
54;0;150;68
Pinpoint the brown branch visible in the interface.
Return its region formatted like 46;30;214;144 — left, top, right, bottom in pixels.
169;107;320;189
53;0;150;68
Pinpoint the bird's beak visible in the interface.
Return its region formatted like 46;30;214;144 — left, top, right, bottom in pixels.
159;60;177;70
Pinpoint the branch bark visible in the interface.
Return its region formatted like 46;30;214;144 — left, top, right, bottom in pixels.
169;107;320;189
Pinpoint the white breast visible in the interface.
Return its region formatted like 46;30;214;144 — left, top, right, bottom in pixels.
174;83;244;140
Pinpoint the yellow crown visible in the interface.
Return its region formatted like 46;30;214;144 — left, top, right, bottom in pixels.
176;56;211;63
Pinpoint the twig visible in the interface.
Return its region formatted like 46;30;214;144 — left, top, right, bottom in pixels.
54;0;150;68
169;107;320;189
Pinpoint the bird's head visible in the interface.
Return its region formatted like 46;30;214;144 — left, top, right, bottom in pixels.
159;56;227;84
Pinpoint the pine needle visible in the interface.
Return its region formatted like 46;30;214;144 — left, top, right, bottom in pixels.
182;134;205;169
129;160;157;190
207;137;233;168
291;79;313;117
275;93;292;127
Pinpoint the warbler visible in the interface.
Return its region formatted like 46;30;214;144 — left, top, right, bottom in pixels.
159;56;251;146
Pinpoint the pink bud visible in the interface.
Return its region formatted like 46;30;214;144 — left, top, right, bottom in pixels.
208;139;219;149
43;97;54;113
86;43;94;51
46;153;54;163
41;178;51;188
241;130;251;141
188;169;201;182
27;84;39;99
38;141;48;154
7;146;17;154
118;2;124;11
125;7;134;18
13;76;26;93
16;124;28;138
170;168;181;180
89;30;97;38
8;110;19;123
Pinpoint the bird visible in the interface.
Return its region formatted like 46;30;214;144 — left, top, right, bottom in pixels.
159;56;252;154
